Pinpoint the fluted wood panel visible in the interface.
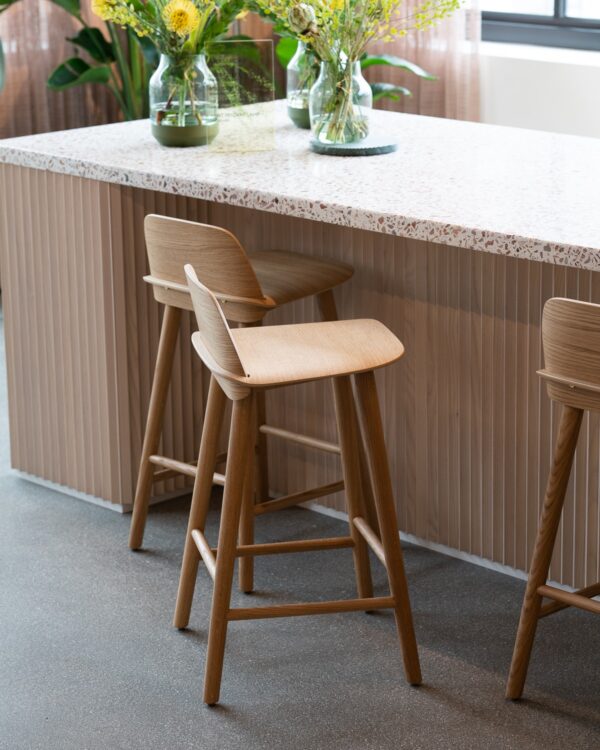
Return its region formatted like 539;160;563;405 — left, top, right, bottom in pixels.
208;202;600;590
1;166;599;587
0;165;210;506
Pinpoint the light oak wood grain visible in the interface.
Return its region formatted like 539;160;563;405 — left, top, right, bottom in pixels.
507;298;600;700
3;166;600;589
181;265;420;704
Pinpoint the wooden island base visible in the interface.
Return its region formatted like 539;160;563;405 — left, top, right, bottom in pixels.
2;166;600;590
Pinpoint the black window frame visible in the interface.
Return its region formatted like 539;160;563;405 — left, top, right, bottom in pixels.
482;0;600;50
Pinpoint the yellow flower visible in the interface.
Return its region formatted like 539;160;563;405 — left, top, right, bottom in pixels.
91;0;113;21
91;0;143;31
162;0;201;37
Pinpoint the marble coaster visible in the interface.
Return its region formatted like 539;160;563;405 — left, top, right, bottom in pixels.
309;134;398;156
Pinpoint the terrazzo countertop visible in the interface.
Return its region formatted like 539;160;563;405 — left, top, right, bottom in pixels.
1;101;599;269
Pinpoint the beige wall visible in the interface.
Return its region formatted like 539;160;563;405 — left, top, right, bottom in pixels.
480;42;600;138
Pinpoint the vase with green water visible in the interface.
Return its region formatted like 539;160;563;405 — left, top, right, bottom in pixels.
149;53;218;147
286;42;319;130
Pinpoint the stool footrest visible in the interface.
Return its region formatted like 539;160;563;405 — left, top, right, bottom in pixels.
227;596;395;621
259;424;341;455
538;582;600;617
353;517;386;568
149;455;197;478
149;454;225;486
191;530;216;580
235;536;354;557
255;480;344;515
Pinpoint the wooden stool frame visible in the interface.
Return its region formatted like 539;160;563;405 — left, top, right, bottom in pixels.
128;215;378;569
506;297;600;700
175;265;421;705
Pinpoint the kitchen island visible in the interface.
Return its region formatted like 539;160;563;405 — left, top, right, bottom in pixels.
1;101;600;587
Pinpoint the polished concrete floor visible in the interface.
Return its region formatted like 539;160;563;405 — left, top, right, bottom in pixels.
1;309;599;749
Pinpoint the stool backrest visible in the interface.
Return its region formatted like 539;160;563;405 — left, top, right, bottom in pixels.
145;215;265;317
185;264;246;394
542;297;600;411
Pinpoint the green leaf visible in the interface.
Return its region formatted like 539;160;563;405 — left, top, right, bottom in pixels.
370;82;412;102
48;0;81;18
134;34;159;68
47;57;111;90
275;37;298;69
361;54;436;81
67;28;115;63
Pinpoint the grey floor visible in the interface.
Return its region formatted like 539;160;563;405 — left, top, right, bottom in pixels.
1;308;599;750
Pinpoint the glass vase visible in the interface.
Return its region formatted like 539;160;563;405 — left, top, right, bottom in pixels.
149;53;218;148
286;42;318;130
309;58;372;145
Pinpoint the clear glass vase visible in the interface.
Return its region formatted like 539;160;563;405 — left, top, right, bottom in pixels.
309;58;372;145
149;53;218;147
286;42;318;130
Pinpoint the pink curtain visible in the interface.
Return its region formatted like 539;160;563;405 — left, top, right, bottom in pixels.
366;1;481;121
0;0;118;139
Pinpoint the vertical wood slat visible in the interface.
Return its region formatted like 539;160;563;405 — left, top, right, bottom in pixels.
2;166;600;588
207;201;600;590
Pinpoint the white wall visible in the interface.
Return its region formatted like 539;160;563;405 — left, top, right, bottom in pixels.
480;42;600;138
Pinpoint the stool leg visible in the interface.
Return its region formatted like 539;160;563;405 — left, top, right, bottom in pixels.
129;304;182;550
332;376;373;599
173;376;227;630
238;398;257;594
506;404;583;700
317;290;380;536
243;320;269;503
255;389;270;501
204;394;255;706
354;370;422;686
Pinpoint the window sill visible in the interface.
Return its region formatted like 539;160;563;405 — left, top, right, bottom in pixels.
480;41;600;68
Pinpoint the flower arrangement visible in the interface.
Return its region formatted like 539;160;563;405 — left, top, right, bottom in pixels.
90;0;247;144
91;0;230;57
256;0;462;143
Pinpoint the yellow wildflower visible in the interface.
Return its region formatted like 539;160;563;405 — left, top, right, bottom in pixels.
162;0;201;37
91;0;114;21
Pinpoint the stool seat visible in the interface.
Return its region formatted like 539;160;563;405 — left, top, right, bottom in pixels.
249;250;354;305
192;319;404;388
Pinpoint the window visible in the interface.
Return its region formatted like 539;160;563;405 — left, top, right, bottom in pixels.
481;1;600;50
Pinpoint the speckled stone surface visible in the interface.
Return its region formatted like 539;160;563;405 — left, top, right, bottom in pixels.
1;101;600;270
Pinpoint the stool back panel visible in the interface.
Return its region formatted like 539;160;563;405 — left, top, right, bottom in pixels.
145;214;263;300
185;264;245;380
543;297;600;410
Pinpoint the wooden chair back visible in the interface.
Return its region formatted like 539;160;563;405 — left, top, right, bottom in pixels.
145;215;271;322
185;264;248;398
541;297;600;411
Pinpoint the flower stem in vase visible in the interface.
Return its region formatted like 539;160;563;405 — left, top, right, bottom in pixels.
177;82;186;127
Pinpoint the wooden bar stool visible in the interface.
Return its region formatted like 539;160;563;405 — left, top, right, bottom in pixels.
129;215;377;559
175;264;421;705
507;297;600;700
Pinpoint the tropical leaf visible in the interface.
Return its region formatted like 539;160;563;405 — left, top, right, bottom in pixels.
275;37;298;69
370;82;412;102
134;34;159;68
48;0;81;18
48;57;111;90
360;54;436;80
67;28;115;63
